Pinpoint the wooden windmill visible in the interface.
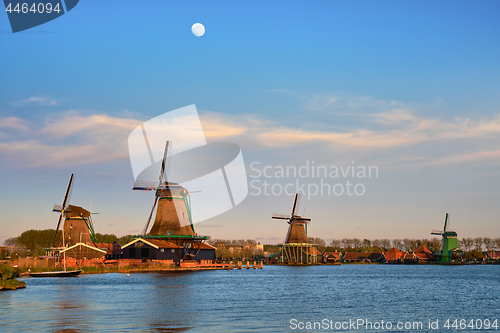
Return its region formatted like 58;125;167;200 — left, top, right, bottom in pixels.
132;141;210;263
272;193;319;264
52;174;98;248
272;193;310;244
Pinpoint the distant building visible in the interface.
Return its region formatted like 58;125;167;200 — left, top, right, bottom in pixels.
413;246;436;262
385;247;405;263
323;251;343;263
344;252;386;263
484;251;500;261
97;242;122;260
121;238;216;263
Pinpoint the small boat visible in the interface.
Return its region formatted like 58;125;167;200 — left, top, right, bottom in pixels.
29;270;82;278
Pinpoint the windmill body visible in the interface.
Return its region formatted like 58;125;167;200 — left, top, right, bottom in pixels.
59;205;93;248
431;213;459;263
148;184;195;237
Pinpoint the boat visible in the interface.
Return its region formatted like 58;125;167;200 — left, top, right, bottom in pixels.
29;270;82;278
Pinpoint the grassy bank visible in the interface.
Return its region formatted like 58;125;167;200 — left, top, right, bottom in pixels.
0;264;26;291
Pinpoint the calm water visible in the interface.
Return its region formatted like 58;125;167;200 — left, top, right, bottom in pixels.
1;265;499;332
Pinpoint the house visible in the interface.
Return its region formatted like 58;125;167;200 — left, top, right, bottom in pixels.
323;251;343;263
402;252;420;264
484;251;500;261
385;247;405;263
343;252;386;263
97;242;122;260
59;243;107;260
413;246;436;262
121;238;216;263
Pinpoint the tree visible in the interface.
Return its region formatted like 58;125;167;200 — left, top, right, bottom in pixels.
118;235;135;245
474;237;483;251
483;237;492;251
460;238;473;252
4;237;19;246
362;239;371;251
95;233;118;244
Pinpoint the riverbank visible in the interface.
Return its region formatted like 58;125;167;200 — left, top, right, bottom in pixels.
0;264;26;291
0;279;26;291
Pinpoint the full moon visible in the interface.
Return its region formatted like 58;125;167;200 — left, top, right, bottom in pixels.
191;23;205;37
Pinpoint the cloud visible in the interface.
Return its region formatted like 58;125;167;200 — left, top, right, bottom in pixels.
424;149;500;166
0;112;141;169
17;96;58;106
201;109;500;151
2;94;500;170
0;117;30;131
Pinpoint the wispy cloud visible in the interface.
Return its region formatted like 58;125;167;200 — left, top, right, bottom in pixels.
0;112;141;169
2;94;500;170
0;117;30;131
16;96;58;106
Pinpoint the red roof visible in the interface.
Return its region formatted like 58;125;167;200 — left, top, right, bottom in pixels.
385;247;405;261
414;246;435;261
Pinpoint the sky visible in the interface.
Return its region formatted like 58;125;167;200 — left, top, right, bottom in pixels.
1;0;499;245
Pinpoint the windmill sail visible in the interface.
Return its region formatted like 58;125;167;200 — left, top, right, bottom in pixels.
52;173;74;247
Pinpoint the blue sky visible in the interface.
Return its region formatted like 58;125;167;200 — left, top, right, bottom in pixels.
1;0;499;245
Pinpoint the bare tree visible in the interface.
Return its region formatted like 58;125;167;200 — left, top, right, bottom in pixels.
474;237;483;251
495;238;500;250
392;239;403;250
379;239;391;251
329;239;341;248
483;237;492;251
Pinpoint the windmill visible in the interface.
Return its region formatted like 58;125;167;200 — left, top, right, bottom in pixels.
133;141;195;237
132;141;209;262
272;193;319;264
431;213;459;263
272;193;310;244
52;174;99;249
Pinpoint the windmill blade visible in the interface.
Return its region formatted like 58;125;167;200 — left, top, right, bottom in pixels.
272;213;290;220
291;193;300;216
61;173;74;210
443;212;449;232
133;180;160;191
51;174;74;247
142;193;159;236
52;213;63;247
157;141;171;185
431;229;443;235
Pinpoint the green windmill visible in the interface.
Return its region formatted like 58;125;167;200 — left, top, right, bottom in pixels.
431;213;459;263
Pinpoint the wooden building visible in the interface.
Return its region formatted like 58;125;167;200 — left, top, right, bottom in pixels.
121;238;216;263
323;251;343;263
385;247;406;263
343;252;386;263
59;243;107;260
